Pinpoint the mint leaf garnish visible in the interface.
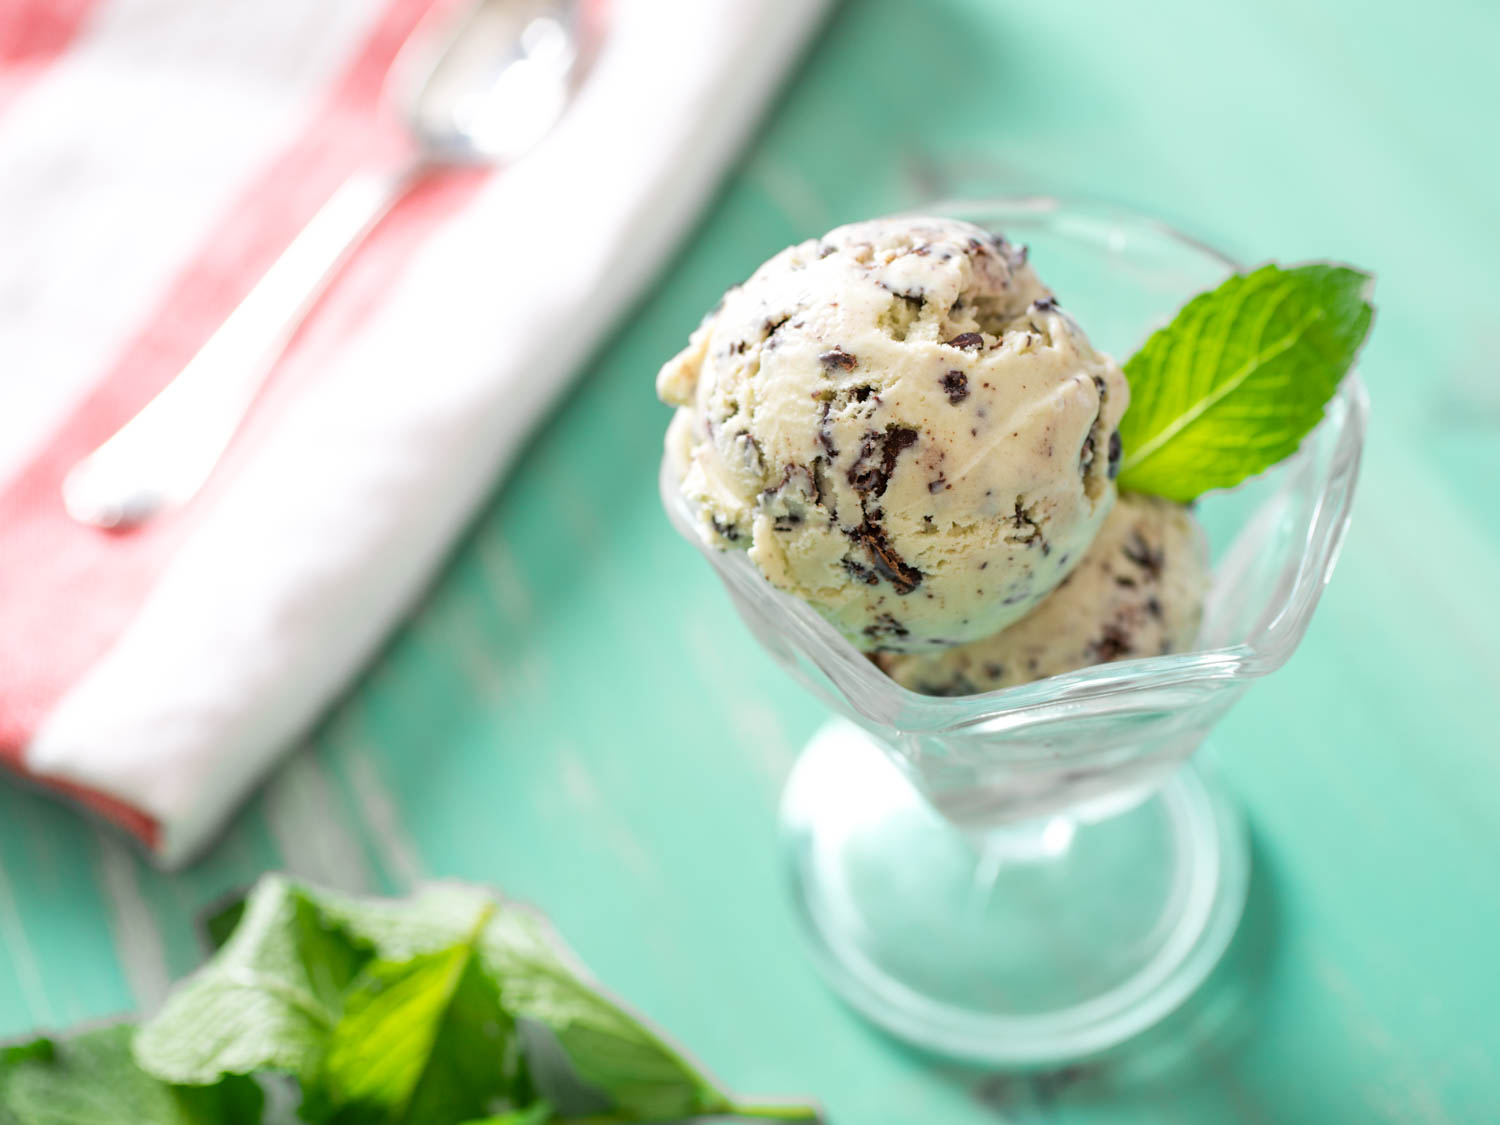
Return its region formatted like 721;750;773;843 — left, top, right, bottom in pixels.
35;877;815;1125
135;877;369;1086
316;906;522;1124
318;884;745;1121
1;1026;262;1125
1116;262;1373;501
317;883;818;1123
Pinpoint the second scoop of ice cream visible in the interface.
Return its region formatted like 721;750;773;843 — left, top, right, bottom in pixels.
875;492;1210;695
658;216;1129;652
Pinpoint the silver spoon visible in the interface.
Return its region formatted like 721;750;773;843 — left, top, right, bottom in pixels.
62;0;593;529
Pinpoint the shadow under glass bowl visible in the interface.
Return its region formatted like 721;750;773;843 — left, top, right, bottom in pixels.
660;197;1368;1066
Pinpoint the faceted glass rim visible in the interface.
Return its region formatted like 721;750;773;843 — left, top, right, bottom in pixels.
660;196;1370;734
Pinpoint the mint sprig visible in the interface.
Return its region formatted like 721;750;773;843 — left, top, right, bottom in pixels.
134;878;369;1087
314;906;516;1123
1;877;818;1125
1116;262;1373;501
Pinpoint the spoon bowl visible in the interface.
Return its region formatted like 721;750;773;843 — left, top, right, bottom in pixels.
400;0;587;164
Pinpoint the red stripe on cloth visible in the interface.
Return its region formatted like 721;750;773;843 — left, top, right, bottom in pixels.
0;0;101;118
5;170;485;853
0;0;486;845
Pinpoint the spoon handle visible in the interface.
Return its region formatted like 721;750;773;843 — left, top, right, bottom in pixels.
62;160;426;529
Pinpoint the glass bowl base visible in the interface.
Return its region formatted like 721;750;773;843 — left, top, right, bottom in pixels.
781;720;1250;1067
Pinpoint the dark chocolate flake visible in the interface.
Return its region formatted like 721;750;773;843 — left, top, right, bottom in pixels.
763;462;807;497
733;431;764;475
709;515;742;544
862;612;910;641
816;399;838;457
848;425;920;498
1079;435;1096;477
853;517;923;594
940;370;970;404
1093;625;1133;661
945;332;984;351
1009;499;1043;546
819;347;858;372
1122;532;1165;579
918;673;978;696
811;457;831;510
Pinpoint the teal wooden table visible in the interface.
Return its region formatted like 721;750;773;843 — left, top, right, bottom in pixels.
4;1;1499;1120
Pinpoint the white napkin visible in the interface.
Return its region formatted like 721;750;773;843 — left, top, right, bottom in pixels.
5;0;830;866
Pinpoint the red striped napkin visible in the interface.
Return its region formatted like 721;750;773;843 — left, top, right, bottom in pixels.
0;0;829;865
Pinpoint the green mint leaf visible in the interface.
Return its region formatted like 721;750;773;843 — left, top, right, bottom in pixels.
1115;262;1373;501
0;1026;263;1125
143;877;809;1125
0;1040;55;1069
201;894;249;953
480;911;730;1122
135;877;370;1087
315;907;522;1125
456;1105;553;1125
309;883;734;1122
312;884;506;962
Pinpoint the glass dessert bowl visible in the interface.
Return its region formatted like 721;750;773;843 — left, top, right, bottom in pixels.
661;198;1368;1066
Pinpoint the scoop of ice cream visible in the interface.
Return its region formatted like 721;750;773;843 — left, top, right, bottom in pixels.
874;492;1209;694
658;216;1129;652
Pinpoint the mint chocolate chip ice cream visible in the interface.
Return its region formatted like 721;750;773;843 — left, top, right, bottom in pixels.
875;492;1209;694
658;216;1128;652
